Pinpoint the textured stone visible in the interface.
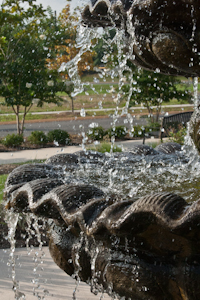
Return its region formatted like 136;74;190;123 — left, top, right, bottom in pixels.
4;150;200;299
82;0;200;76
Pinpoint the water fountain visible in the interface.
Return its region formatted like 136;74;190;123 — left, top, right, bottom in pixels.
3;0;200;299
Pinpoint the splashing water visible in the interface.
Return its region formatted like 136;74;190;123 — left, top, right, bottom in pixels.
5;211;49;300
193;77;199;109
57;21;200;205
5;210;22;299
59;24;99;97
58;20;199;203
72;232;84;300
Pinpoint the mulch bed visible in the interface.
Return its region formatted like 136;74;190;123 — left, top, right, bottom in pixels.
0;133;83;153
0;164;19;175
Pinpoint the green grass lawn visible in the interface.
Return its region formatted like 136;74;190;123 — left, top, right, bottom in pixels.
87;142;122;153
176;81;200;92
0;104;193;123
0;75;194;122
0;174;7;203
0;112;76;122
81;74;119;83
163;98;191;105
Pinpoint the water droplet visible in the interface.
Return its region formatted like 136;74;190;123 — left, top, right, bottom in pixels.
89;122;98;128
80;108;86;117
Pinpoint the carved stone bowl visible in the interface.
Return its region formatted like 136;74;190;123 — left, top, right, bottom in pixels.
82;0;200;77
4;142;200;299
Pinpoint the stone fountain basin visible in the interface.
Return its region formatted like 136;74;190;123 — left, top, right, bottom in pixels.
4;142;200;299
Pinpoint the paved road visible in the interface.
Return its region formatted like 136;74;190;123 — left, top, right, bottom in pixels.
0;103;193;137
0;115;147;137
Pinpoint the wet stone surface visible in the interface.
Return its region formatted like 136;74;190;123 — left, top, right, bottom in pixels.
82;0;200;77
3;143;200;299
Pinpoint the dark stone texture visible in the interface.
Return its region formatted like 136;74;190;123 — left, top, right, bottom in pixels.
4;149;200;299
155;142;182;154
82;0;200;77
128;144;159;155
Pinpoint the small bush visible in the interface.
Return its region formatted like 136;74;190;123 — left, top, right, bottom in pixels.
28;131;48;145
169;125;187;145
87;126;105;140
147;121;161;131
131;125;146;137
147;142;160;149
47;129;70;145
107;126;127;139
1;134;23;148
88;142;122;153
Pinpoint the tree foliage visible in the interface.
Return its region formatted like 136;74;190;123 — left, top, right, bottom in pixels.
123;64;191;122
92;29;117;67
47;4;95;78
0;0;72;134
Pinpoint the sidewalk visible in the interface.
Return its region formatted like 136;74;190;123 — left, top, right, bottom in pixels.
0;247;111;300
0;145;81;165
0;138;161;164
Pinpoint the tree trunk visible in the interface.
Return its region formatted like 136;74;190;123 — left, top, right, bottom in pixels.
12;104;32;135
156;104;162;122
146;102;154;123
20;108;26;135
20;104;33;135
71;96;74;113
16;106;20;135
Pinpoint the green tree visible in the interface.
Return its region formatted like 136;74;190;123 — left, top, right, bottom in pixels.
46;4;94;112
123;65;191;122
93;29;117;67
0;0;72;134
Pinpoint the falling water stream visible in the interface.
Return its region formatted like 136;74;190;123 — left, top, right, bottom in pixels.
3;13;200;300
58;23;200;204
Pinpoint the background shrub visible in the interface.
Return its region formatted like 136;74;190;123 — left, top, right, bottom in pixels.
47;129;70;145
107;126;127;139
131;125;147;137
169;125;187;145
28;131;48;145
147;121;161;131
1;133;23;148
87;126;105;140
